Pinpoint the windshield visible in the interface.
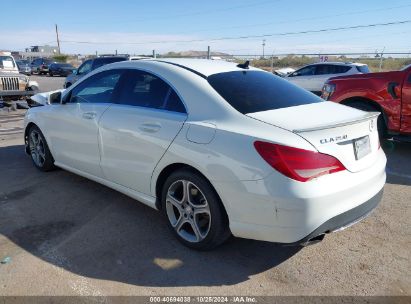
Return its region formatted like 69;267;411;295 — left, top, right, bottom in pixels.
0;56;16;68
93;57;127;69
56;63;73;68
400;64;411;71
208;70;323;114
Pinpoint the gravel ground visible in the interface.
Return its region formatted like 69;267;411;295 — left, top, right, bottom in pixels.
0;76;410;298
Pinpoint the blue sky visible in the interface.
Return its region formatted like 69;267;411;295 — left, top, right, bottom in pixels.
1;0;410;55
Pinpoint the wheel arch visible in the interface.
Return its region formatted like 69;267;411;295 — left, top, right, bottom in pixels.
340;97;388;127
24;122;38;154
154;162;229;220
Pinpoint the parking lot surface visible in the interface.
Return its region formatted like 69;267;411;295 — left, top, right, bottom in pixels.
0;76;410;297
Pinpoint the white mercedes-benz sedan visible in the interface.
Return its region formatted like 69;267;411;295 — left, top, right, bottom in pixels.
24;59;386;250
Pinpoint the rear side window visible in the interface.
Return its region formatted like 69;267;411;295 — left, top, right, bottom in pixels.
92;57;127;70
356;65;370;73
116;69;186;113
208;71;322;114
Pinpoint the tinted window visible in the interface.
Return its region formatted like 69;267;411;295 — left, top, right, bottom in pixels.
292;66;316;76
69;70;122;104
117;70;186;113
92;57;127;70
0;56;15;68
315;64;351;75
356;65;370;73
78;60;92;75
208;71;322;114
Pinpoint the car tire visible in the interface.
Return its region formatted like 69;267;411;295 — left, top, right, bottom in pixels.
347;101;387;138
28;125;56;172
161;169;231;250
65;82;72;89
49;71;53;77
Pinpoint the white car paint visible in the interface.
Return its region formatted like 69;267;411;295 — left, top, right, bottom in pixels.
25;59;386;245
286;62;369;93
29;89;65;106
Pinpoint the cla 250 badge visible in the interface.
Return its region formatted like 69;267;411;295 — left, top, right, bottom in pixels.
320;134;348;144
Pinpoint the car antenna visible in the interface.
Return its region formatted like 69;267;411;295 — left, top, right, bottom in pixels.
237;60;250;69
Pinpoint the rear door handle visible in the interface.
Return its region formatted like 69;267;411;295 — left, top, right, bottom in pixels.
82;112;97;120
139;122;162;133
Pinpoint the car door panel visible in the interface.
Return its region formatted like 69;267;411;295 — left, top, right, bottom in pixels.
43;103;111;178
400;71;411;134
99;105;187;195
44;69;123;177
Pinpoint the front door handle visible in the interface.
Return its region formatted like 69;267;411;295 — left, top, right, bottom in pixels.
139;122;162;133
82;112;96;120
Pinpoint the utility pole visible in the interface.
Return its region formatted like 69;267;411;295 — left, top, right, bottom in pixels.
379;47;385;72
207;46;211;59
270;50;275;73
262;39;266;58
55;24;61;54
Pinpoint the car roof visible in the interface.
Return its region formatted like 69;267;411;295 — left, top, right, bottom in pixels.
307;61;367;66
118;58;260;77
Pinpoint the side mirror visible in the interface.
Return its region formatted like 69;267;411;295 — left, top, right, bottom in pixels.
49;91;62;104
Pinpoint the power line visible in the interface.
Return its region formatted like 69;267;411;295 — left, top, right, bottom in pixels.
69;0;277;25
173;3;411;35
59;20;411;45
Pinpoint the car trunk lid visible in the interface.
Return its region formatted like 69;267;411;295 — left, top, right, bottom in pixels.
246;102;381;173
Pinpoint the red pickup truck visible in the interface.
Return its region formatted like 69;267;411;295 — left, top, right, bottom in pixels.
322;64;411;140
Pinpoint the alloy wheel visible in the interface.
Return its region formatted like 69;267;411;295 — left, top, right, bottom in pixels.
165;180;211;243
29;130;46;167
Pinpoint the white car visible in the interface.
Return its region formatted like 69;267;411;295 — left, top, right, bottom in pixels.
286;62;369;95
24;59;386;250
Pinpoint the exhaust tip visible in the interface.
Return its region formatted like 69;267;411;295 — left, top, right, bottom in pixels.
302;234;325;246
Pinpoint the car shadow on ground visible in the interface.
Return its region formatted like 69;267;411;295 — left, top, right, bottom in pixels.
383;140;411;186
0;144;301;287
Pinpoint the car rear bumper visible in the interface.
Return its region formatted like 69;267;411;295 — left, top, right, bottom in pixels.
289;188;383;246
214;149;386;244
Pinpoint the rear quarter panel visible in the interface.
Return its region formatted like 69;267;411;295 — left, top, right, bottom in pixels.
329;71;405;132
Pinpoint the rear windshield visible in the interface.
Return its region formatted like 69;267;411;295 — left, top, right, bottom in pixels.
0;56;16;68
356;65;370;73
208;70;322;114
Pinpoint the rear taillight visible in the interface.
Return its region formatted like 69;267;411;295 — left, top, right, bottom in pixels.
321;83;336;100
254;141;346;182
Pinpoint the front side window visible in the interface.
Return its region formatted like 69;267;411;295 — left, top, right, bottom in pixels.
78;60;93;75
68;70;122;104
291;66;316;77
208;71;322;114
116;70;186;113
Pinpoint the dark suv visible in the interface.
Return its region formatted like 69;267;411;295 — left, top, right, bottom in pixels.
64;56;128;88
31;58;55;75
